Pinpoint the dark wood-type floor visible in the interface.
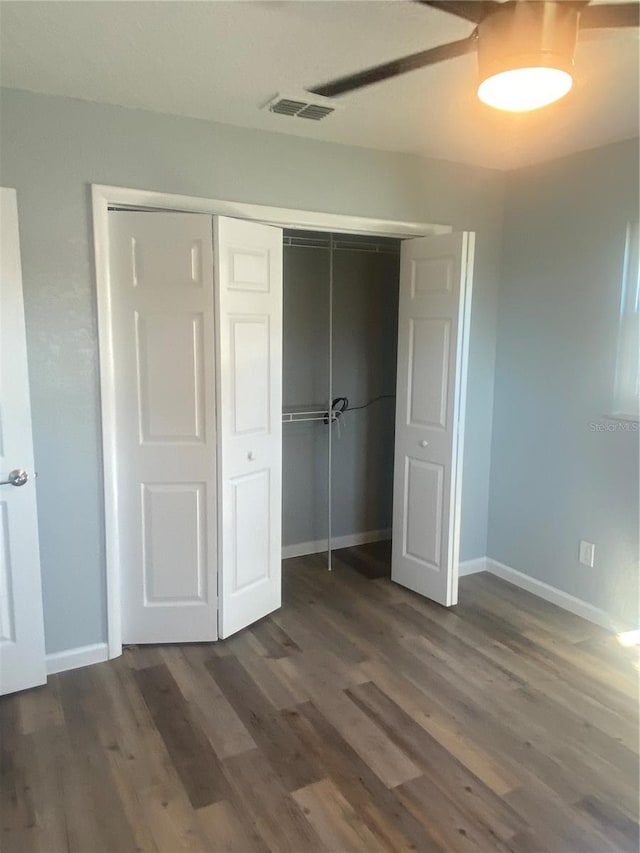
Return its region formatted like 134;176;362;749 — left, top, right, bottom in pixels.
2;547;639;852
332;540;392;579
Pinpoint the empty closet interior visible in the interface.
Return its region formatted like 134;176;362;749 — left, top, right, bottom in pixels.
282;229;402;573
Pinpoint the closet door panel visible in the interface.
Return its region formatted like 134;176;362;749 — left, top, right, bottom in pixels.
407;317;451;430
135;310;205;442
109;211;218;644
392;231;474;607
404;457;444;570
141;482;207;603
215;216;283;638
229;315;270;435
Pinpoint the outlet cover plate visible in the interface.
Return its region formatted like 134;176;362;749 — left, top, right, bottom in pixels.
579;540;595;568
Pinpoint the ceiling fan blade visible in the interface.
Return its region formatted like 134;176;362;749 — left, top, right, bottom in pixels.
579;2;640;29
308;36;477;98
414;1;500;24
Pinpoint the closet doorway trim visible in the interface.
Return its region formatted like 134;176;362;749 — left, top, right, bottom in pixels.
92;183;451;660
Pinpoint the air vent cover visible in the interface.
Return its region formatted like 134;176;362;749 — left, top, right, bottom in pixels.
266;93;337;121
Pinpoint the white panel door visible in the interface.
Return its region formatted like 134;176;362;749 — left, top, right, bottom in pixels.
0;188;46;694
392;232;474;606
109;211;218;643
214;216;282;638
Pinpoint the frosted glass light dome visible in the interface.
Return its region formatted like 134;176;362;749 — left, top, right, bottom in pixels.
477;66;573;111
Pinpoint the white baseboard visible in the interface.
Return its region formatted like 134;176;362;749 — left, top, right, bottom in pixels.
282;528;391;560
46;642;109;675
485;558;614;631
459;557;488;577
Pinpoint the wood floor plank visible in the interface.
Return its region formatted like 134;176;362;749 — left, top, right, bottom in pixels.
222;747;325;852
463;582;637;697
10;726;71;853
461;572;604;644
3;548;637;852
396;772;516;853
134;663;233;809
123;645;165;670
283;700;443;852
574;794;640;852
454;597;638;712
346;680;528;843
216;635;308;711
57;667;140;853
360;633;613;808
331;540;392;579
554;743;640;822
0;695;38;853
277;659;421;789
17;683;64;735
206;654;323;792
135;782;212;853
396;610;638;793
392;600;528;690
505;778;624;853
100;745;159;853
272;602;368;666
249;617;302;659
159;646;257;758
292;778;389;853
196;799;268;853
93;655;189;795
388;593;639;752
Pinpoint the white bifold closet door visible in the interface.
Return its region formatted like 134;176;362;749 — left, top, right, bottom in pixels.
392;231;475;607
108;211;282;644
214;217;282;639
110;211;219;644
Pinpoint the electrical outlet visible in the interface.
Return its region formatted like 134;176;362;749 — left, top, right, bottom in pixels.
579;540;595;568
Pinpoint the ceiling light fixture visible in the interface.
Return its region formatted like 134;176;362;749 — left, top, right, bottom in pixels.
478;66;573;111
476;1;579;111
308;0;640;114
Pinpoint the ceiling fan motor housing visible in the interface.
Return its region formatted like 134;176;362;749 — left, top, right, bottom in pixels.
478;0;579;83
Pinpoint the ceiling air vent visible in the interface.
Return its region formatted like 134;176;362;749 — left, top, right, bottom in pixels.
270;98;308;116
297;104;334;121
266;93;337;121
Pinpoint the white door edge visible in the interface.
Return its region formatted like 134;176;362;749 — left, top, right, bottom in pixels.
447;231;475;606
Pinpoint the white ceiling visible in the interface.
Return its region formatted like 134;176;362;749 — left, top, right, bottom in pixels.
1;0;638;170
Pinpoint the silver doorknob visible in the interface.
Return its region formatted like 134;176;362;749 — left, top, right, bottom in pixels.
0;469;28;487
247;451;255;461
419;440;429;448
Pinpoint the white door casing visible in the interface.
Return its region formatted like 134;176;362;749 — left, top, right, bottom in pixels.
0;187;47;694
214;216;282;638
109;211;218;643
392;231;475;606
94;185;448;656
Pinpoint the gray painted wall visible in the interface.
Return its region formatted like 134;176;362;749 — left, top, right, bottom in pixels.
488;138;640;628
282;243;399;547
0;87;503;654
282;245;330;546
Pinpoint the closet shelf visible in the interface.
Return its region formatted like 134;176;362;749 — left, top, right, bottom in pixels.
282;409;339;424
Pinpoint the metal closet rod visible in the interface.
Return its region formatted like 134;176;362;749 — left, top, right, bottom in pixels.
282;396;389;423
282;410;339;424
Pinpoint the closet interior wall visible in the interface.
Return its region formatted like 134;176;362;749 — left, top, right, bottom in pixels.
282;230;400;556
